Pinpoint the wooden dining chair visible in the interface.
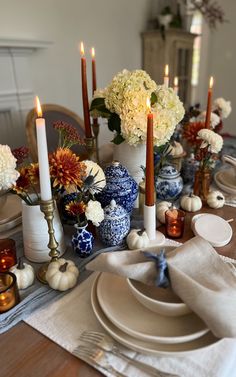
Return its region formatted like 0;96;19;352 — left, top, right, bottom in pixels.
25;104;87;162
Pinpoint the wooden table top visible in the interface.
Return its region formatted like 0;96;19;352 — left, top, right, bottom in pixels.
1;205;236;377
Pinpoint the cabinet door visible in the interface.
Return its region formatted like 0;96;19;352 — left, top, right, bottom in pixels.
142;35;165;85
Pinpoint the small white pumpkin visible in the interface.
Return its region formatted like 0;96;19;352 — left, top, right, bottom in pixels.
180;193;202;212
168;141;184;157
46;258;79;291
126;229;149;250
156;201;172;224
10;258;35;290
207;191;225;209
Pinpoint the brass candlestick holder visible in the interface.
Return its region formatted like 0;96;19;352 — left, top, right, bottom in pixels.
84;136;96;162
37;199;60;284
92;122;100;163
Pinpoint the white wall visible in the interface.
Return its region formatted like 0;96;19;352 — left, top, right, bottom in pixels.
0;0;152;146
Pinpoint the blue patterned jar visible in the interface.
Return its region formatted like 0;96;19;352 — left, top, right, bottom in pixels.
155;165;183;201
96;161;138;214
71;223;94;258
98;200;130;246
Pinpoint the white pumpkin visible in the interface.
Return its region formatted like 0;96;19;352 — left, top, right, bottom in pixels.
207;191;225;209
10;258;35;290
180;193;202;212
156;201;172;224
126;229;149;250
168;141;184;157
46;258;79;291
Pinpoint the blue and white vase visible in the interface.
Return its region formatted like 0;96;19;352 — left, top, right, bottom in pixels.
98;200;130;246
96;161;138;214
155;165;183;201
71;223;94;258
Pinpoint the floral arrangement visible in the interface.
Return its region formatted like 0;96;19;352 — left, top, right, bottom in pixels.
64;160;105;226
0;145;20;190
195;129;223;170
90;69;185;146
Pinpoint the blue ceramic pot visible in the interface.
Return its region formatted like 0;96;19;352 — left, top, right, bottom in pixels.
72;223;94;258
182;154;200;184
155;165;183;200
98;200;130;246
96;161;138;214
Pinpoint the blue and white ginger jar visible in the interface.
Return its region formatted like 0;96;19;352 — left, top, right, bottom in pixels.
98;200;130;246
96;161;138;214
155;165;183;200
72;223;94;258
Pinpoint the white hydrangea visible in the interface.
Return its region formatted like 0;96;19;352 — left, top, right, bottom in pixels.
197;111;220;129
85;200;104;226
198;129;223;154
214;97;232;119
83;160;106;194
0;145;19;190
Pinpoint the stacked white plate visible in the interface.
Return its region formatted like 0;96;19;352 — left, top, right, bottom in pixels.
214;168;236;195
0;195;22;233
191;213;232;247
91;272;222;356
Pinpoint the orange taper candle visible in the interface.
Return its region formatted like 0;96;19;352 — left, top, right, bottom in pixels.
80;42;92;138
91;47;98;126
145;98;155;207
205;76;214;129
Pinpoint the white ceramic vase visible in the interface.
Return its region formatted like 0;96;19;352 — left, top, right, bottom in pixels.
113;142;146;185
22;201;66;263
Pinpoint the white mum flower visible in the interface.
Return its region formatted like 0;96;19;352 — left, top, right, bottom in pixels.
0;145;19;190
83;160;106;194
197;111;220;129
85;200;104;226
198;129;223;154
214;98;232;119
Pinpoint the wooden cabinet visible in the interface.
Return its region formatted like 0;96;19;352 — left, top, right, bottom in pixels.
142;29;196;108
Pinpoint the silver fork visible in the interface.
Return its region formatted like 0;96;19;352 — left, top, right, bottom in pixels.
78;330;179;377
73;345;127;377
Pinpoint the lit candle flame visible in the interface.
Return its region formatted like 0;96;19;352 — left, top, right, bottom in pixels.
209;76;214;89
35;96;42;118
91;47;95;58
80;41;85;56
164;64;169;77
146;97;151;111
174;76;179;86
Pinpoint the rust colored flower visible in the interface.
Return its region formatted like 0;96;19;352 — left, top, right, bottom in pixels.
28;163;40;185
182;121;205;146
12;166;32;194
49;148;86;191
65;200;86;216
53;121;85;148
11;146;29;165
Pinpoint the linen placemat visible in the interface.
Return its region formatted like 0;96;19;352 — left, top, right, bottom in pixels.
24;272;236;377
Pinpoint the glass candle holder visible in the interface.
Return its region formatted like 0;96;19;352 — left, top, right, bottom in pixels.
0;239;17;272
0;272;20;313
165;208;185;239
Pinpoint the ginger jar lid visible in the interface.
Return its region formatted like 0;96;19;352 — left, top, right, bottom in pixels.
158;165;180;179
104;161;130;180
104;200;128;220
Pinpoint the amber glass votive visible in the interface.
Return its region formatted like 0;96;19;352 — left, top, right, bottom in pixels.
165;209;185;239
0;239;17;272
0;272;20;313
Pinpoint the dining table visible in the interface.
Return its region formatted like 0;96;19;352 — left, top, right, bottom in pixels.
0;204;236;377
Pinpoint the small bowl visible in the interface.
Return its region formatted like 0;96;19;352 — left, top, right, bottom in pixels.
127;278;192;317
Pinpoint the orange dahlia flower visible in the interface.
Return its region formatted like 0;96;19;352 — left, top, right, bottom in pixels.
182;121;205;146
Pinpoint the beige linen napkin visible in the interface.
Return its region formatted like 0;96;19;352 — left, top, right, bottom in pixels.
86;236;236;339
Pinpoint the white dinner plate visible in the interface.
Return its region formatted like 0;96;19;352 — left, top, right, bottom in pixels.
96;272;209;344
0;195;22;232
214;170;236;195
91;274;222;356
193;214;232;247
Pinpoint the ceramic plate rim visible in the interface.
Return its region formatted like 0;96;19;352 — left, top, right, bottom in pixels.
96;272;209;344
214;171;236;195
193;214;232;247
91;274;222;357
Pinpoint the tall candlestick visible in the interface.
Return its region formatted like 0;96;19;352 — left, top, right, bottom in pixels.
173;76;179;95
91;47;98;126
205;76;214;129
164;64;169;87
145;98;154;207
35;96;52;201
80;42;92;138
